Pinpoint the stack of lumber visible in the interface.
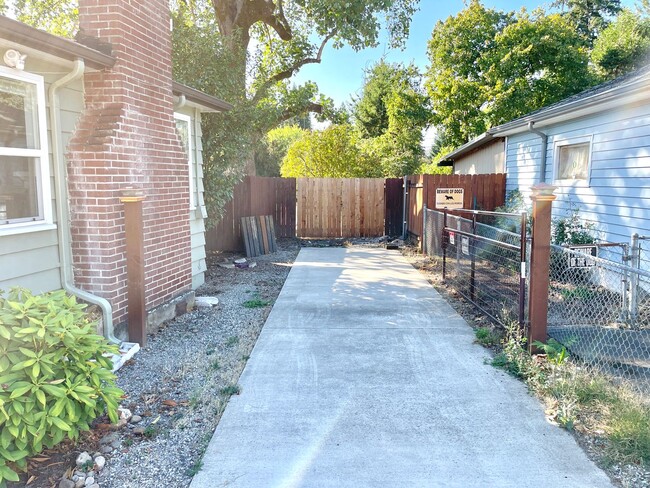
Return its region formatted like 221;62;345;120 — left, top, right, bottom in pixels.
241;215;277;258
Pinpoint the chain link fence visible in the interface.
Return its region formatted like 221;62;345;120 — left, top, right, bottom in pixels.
422;207;650;393
547;244;650;393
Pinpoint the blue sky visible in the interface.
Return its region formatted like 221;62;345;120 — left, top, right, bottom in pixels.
294;0;639;107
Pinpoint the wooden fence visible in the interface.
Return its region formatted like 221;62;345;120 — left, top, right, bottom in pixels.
206;176;296;252
296;178;385;238
406;174;506;238
384;178;404;237
206;174;506;252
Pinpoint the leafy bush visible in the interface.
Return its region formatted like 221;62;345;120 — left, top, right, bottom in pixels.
0;288;123;483
552;209;596;245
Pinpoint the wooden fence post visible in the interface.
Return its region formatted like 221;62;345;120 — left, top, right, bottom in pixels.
528;183;556;350
120;188;147;346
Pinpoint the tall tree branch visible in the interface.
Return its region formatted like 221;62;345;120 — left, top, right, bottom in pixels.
280;102;323;123
252;30;337;103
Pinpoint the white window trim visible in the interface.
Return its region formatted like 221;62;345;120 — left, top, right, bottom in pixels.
174;112;196;210
0;66;52;234
552;134;593;187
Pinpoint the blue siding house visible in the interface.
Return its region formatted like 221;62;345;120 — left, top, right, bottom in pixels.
443;66;650;244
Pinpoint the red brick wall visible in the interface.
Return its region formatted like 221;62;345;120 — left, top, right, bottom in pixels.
67;0;192;325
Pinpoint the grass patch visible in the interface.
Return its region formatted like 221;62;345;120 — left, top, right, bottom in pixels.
220;384;241;396
186;460;204;477
226;336;239;347
489;319;650;465
475;327;500;347
607;397;650;465
211;360;221;370
242;298;271;308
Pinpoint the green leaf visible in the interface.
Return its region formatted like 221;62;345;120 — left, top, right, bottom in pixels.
0;463;20;481
18;347;37;358
41;384;65;398
49;398;66;417
9;382;32;399
35;389;46;407
10;359;36;371
49;417;70;431
0;428;12;450
0;327;10;340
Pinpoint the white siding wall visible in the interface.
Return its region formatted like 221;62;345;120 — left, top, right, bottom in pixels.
1;58;84;293
176;106;207;289
505;101;650;244
454;139;505;175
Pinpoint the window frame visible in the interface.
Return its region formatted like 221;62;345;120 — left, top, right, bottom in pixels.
552;135;593;186
0;66;52;233
173;112;196;210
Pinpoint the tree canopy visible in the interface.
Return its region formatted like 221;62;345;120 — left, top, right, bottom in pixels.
552;0;622;44
255;124;307;176
280;125;379;178
426;1;597;149
591;8;650;78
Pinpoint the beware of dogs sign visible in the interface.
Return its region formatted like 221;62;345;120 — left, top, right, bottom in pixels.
435;188;464;209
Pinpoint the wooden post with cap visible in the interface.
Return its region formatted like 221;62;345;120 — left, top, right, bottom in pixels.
528;183;556;350
120;188;147;346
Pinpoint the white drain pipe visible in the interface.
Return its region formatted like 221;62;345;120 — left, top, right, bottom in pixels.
48;58;120;344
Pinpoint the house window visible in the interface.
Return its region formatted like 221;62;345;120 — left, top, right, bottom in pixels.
554;137;592;183
0;68;51;228
174;113;196;209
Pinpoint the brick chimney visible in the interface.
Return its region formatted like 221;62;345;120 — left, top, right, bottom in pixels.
67;0;192;327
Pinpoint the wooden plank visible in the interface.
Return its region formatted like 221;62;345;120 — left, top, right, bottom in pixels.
259;215;270;253
241;217;252;257
267;215;277;253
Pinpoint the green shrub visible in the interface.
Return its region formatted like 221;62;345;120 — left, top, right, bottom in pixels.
0;288;124;483
552;209;596;246
474;327;500;347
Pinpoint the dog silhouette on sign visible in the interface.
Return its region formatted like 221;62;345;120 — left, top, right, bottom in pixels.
445;195;454;201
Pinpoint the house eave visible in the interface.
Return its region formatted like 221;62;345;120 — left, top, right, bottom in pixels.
490;75;650;137
172;82;233;113
440;132;495;162
0;15;115;70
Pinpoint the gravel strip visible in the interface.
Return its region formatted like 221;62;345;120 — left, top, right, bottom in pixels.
96;239;300;488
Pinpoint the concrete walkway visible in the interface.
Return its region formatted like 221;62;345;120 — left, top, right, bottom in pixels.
191;247;613;488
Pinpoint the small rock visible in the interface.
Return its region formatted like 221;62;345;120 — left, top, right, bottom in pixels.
118;407;132;422
75;479;85;488
75;452;92;469
130;415;142;424
93;452;102;459
94;455;106;471
84;476;95;486
101;445;113;454
59;479;75;488
110;439;121;449
74;471;86;478
195;296;220;308
133;426;146;435
89;485;100;488
100;432;119;445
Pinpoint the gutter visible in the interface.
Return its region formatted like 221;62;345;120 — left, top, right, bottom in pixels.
48;59;120;345
527;122;548;184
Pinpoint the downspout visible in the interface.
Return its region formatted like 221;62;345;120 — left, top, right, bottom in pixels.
49;59;120;344
527;121;548;184
174;94;186;110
